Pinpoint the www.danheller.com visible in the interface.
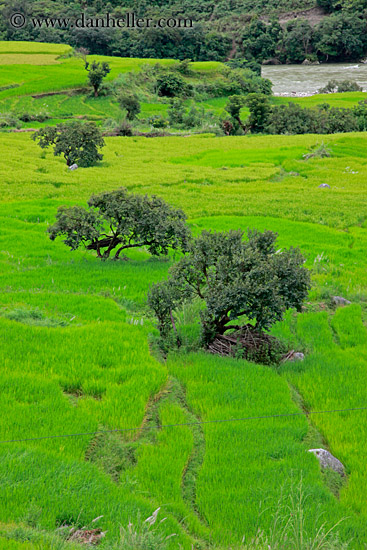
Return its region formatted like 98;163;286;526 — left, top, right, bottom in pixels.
9;12;194;30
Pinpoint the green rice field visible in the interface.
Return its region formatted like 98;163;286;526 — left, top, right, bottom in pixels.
1;41;367;550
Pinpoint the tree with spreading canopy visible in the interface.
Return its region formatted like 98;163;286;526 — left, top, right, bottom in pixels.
48;188;191;260
32;121;105;167
148;229;311;345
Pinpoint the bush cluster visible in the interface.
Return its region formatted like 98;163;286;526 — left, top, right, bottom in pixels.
224;94;367;135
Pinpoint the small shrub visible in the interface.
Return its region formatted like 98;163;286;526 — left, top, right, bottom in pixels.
17;111;50;123
319;79;362;93
113;508;176;550
114;119;134;136
303;142;331;160
156;72;192;98
173;58;194;76
148;115;169;128
117;93;141;120
0;113;21;128
167;98;185;125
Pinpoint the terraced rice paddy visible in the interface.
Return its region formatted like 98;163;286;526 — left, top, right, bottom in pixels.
1;41;367;550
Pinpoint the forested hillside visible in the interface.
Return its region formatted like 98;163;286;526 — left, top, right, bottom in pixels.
0;0;367;63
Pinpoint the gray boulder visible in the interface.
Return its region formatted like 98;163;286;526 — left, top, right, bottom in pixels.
69;163;78;171
332;296;351;306
308;448;345;476
318;183;330;188
284;351;305;362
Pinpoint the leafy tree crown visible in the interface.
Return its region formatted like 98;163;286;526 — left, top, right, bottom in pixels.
48;188;191;260
32;121;105;167
148;229;311;344
85;60;111;96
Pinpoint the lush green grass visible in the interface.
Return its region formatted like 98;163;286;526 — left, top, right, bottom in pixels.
1;128;367;548
2;133;367;232
0;55;174;98
169;352;367;546
273;92;367;109
0;41;72;54
278;307;367;537
0;41;224;100
1;45;367;547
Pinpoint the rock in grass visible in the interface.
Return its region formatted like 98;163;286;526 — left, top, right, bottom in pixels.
69;163;78;171
308;448;345;476
332;296;351;306
284;351;305;362
318;183;330;188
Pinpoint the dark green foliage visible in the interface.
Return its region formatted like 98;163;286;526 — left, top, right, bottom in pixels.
266;103;359;135
167;98;185;125
156;72;191;97
167;99;209;129
148;229;311;345
352;100;367;131
225;95;246;132
314;13;367;60
117;92;141;120
283;20;313;63
222;67;273;95
32;121;105;167
266;103;316;135
48;205;102;250
85;60;111;97
148;115;169;128
226;58;262;76
319;79;363;93
48;188;191;260
242;19;277;62
2;0;367;63
316;104;359;133
194;68;271;99
173;58;194;75
245;93;272;133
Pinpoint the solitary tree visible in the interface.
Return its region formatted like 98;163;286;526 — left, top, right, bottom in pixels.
117;93;141;120
224;95;247;132
85;60;111;97
245;93;272;133
48;188;191;260
32;121;105;167
148;229;310;344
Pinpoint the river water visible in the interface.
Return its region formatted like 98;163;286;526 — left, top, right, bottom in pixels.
262;63;367;96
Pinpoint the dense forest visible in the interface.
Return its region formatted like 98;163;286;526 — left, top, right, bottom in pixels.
0;0;367;63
